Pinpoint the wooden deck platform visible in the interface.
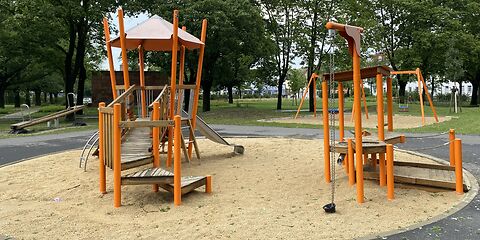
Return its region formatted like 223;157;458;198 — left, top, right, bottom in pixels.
160;176;208;195
363;161;469;192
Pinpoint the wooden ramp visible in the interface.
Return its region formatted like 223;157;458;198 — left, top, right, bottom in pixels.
364;161;470;192
120;126;153;170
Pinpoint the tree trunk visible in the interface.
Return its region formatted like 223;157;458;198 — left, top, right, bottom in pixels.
470;77;479;106
34;89;42;106
43;92;47;103
276;79;284;110
14;89;20;108
0;86;5;108
227;86;233;104
49;92;54;104
25;89;31;107
64;18;77;120
76;64;86;114
398;76;407;103
202;85;211;112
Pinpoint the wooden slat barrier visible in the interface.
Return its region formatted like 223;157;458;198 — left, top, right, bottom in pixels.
120;120;174;128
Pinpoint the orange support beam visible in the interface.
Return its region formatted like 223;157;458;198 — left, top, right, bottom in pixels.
188;19;207;158
338;82;345;141
113;103;122;208
118;8;130;90
390;70;416;75
322;80;330;183
454;139;463;195
174;115;182;206
386;77;393;132
205;175;212;193
379;153;386;187
419;73;439;122
102;18;118;99
376;73;385;141
167;10;180;167
152;102;160;192
415;68;425;125
139;45;147;118
295;73;318;119
449;129;455;166
386;144;394;200
347;138;355;186
98;102;106;194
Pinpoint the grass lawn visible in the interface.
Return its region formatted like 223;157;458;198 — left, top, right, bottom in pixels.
0;97;478;138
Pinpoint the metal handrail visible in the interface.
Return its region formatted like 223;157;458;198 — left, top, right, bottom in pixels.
148;85;169;108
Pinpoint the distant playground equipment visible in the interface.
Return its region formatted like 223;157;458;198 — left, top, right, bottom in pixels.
322;22;466;210
9;93;85;134
390;68;439;125
294;72;369;120
449;86;462;113
85;8;242;208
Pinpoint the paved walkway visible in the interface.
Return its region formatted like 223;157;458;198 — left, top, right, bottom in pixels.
0;125;479;239
0;107;39;120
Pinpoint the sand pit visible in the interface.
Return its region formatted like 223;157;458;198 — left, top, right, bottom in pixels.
265;113;451;129
0;138;466;239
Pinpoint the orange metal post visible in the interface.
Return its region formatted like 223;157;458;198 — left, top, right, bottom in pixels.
294;73;317;119
419;73;439;122
152;102;160;192
98;102;106;194
454;139;463;195
386;144;394;200
118;8;130;90
416;69;425;125
167;10;180;167
379;153;386;186
322;80;330;183
113;103;122;208
376;74;385;141
102;18;118;99
338;82;345;141
139;46;147;118
353;47;364;204
189;19;208;157
174;115;182;206
205;175;212;193
348;138;355;186
386;77;393;132
449;129;455;166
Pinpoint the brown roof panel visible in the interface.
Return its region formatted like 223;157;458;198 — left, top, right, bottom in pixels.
322;66;392;82
110;15;204;51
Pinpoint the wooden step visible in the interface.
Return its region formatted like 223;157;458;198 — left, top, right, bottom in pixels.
159;176;207;195
121;167;174;185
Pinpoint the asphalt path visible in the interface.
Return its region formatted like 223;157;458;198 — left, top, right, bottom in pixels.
0;125;479;239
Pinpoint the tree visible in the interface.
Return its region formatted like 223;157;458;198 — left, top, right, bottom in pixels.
287;68;304;105
259;0;299;110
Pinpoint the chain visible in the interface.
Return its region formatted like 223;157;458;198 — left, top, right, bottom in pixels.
328;29;336;204
394;140;453;152
404;132;449;139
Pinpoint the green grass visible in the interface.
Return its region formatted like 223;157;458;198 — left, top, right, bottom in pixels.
0;105;18;115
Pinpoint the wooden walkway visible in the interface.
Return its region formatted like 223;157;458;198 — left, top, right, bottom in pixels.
364;161;469;191
121;126;153;170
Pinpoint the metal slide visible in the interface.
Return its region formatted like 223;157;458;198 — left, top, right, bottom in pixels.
182;110;244;154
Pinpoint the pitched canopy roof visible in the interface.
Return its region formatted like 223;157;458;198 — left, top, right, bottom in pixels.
110;15;204;51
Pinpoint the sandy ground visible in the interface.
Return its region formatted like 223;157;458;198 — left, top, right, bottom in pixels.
266;113;451;129
0;138;464;239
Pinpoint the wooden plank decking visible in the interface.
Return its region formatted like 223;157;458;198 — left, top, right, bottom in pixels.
121;126;153;170
160;176;207;195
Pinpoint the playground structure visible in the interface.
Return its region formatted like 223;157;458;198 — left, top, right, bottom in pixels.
10;93;85;134
92;8;243;208
390;68;439;125
323;22;466;206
